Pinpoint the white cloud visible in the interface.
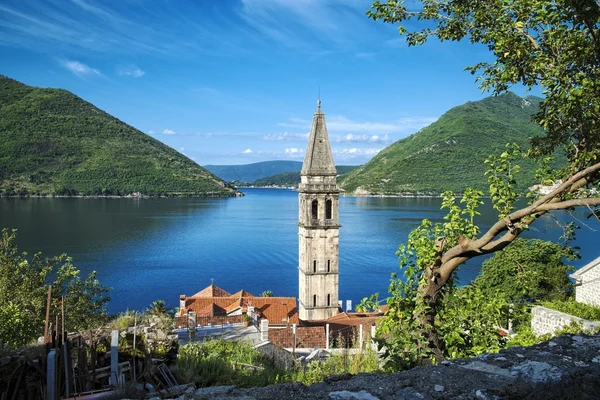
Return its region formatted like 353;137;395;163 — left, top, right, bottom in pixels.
163;129;176;135
285;147;303;155
334;133;390;144
179;147;185;152
118;64;145;77
278;115;438;135
59;59;101;76
263;132;309;141
148;130;155;134
242;148;253;154
333;147;382;157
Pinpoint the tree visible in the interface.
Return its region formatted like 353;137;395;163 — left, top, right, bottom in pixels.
261;290;274;297
475;238;577;304
147;299;168;316
367;0;600;363
0;229;110;349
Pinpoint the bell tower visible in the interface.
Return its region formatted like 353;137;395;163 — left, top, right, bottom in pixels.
298;100;340;321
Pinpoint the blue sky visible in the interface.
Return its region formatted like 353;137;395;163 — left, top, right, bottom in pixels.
0;0;532;165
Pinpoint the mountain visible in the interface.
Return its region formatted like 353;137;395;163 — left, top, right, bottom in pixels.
253;165;359;187
0;76;238;197
340;93;550;195
204;161;303;182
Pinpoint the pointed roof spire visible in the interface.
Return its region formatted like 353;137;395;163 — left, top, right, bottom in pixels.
301;100;336;176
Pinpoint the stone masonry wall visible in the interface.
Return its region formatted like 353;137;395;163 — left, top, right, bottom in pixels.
269;326;325;349
531;306;600;336
575;263;600;306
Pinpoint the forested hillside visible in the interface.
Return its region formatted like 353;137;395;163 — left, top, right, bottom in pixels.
0;76;238;196
204;161;303;182
253;165;358;187
340;93;553;195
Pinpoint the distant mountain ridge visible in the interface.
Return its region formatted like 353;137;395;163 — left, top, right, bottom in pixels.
204;161;303;183
340;92;549;195
253;165;359;187
0;76;238;197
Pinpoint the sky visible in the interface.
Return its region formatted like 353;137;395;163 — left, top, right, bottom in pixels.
0;0;536;166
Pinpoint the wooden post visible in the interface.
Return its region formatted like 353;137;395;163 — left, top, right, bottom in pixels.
63;341;73;398
44;286;52;343
61;296;65;345
87;331;97;390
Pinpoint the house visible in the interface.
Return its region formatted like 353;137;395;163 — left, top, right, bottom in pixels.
177;283;299;328
571;256;600;307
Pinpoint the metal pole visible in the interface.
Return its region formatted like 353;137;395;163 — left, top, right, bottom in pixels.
47;349;57;400
325;324;330;350
110;330;119;387
133;314;137;382
293;324;297;357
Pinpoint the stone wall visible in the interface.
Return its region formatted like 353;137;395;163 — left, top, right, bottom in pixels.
574;260;600;306
269;326;325;349
203;334;600;400
531;306;600;336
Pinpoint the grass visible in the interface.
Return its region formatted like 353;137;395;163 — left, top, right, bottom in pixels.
177;339;381;387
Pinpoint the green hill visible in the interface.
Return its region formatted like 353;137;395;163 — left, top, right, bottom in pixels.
0;76;238;197
204;161;304;182
253;165;359;187
340;93;550;195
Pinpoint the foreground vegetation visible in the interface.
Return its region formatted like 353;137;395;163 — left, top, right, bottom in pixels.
359;0;600;368
178;339;379;387
0;229;110;350
0;76;237;197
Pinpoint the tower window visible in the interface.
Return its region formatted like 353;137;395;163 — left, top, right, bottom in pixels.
327;260;331;272
327;294;331;307
311;200;318;219
313;295;317;307
313;260;317;273
326;199;332;219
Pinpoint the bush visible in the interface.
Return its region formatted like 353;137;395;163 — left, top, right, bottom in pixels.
541;300;600;321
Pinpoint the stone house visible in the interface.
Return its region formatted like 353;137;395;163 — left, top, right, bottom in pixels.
571;255;600;307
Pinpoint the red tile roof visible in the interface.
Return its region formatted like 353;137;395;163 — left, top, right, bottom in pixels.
191;284;233;298
246;297;299;325
231;290;254;298
180;286;298;325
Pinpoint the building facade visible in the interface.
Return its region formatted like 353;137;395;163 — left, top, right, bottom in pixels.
571;255;600;307
298;100;341;321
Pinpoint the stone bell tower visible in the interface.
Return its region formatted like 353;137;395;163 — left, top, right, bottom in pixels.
298;100;340;321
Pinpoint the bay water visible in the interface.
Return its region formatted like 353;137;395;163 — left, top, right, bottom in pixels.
0;188;597;313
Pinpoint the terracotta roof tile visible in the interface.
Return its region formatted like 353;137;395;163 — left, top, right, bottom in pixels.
247;297;299;325
231;290;254;298
191;284;233;298
180;288;299;325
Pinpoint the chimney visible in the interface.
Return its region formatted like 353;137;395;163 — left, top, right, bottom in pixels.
180;295;186;312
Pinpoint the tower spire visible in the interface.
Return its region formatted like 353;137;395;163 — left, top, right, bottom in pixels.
301;100;335;176
297;100;340;321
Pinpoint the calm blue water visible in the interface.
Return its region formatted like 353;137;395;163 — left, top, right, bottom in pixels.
1;188;598;313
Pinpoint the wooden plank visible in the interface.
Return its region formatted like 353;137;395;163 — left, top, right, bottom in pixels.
44;286;52;344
